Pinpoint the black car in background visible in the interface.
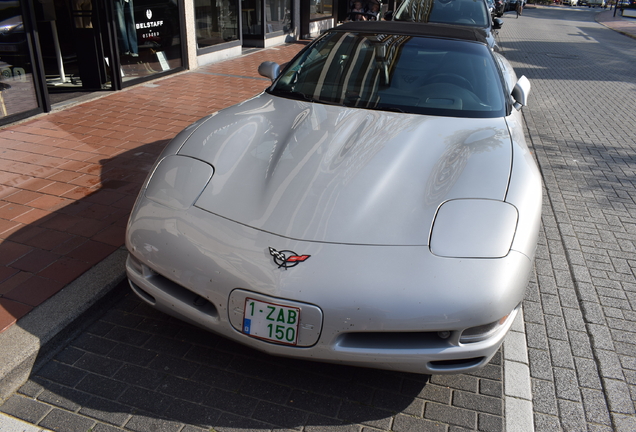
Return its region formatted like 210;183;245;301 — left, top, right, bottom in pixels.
492;0;506;16
505;0;519;11
0;0;30;71
387;0;503;51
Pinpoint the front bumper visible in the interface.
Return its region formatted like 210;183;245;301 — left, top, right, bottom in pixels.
126;202;531;375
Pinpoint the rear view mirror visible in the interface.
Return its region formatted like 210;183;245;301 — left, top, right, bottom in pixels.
512;75;531;110
258;61;281;82
493;18;503;29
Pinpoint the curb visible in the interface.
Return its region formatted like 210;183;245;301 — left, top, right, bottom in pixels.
595;10;636;39
0;248;127;403
0;414;51;431
504;307;534;432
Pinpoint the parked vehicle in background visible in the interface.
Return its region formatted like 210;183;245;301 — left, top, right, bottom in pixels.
486;0;496;15
493;0;506;16
0;14;28;69
620;0;636;16
579;0;589;5
587;0;605;6
562;0;579;5
389;0;503;51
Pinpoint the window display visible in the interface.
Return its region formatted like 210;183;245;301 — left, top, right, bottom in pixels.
115;0;182;81
266;0;290;33
310;0;333;20
115;0;138;56
195;0;238;49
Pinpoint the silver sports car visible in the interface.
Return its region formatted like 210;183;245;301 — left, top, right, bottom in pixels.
126;22;542;375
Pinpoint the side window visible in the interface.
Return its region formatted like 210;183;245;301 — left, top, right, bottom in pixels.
493;52;517;94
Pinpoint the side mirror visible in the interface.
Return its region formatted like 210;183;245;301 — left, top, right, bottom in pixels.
511;75;531;110
258;61;280;82
493;18;503;29
384;10;393;20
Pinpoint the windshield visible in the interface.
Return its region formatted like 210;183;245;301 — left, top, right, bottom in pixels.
269;31;506;118
394;0;490;28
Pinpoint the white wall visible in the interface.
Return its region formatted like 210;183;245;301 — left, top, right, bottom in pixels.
309;18;334;37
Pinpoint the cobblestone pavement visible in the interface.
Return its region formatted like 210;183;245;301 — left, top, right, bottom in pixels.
1;281;507;432
500;6;636;432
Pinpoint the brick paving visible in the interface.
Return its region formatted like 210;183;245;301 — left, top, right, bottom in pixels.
500;6;636;431
0;44;305;333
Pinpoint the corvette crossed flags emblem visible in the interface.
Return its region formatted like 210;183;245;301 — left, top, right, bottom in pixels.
268;247;310;269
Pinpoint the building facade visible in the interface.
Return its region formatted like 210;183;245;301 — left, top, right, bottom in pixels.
0;0;338;126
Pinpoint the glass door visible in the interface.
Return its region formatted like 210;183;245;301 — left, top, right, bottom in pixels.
34;0;114;97
242;0;263;39
0;0;42;119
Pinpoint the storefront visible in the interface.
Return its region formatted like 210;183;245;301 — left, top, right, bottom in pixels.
193;0;296;64
0;0;317;127
302;0;336;39
0;0;186;126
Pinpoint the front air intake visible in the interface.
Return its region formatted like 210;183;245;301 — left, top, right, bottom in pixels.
429;357;485;370
337;331;454;350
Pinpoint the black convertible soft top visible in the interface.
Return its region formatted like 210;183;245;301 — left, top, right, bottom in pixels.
333;21;488;45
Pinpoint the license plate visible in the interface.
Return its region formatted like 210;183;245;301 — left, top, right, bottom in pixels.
242;298;300;345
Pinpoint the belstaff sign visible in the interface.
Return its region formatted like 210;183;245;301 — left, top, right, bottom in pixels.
136;8;163;40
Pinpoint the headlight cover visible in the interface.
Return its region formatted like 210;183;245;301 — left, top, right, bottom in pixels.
145;155;213;210
430;199;518;258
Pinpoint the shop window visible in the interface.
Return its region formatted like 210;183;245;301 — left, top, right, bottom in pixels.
266;0;291;33
195;0;239;49
0;1;39;118
310;0;333;20
115;0;182;81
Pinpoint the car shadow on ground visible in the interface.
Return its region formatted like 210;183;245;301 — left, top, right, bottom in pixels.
23;283;435;431
0;141;449;431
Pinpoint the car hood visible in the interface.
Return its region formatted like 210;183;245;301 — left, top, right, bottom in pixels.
178;93;512;245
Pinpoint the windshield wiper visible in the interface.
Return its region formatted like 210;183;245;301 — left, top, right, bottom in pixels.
269;89;344;106
367;105;407;113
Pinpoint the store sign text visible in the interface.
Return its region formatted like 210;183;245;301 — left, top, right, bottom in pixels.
136;21;163;29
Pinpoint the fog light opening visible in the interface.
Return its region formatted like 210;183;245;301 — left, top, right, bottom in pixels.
129;280;156;305
193;295;208;307
437;331;451;339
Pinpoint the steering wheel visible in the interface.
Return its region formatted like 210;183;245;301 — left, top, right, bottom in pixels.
427;73;474;92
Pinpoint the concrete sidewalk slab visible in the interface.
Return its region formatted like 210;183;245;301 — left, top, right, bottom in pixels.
0;413;51;431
